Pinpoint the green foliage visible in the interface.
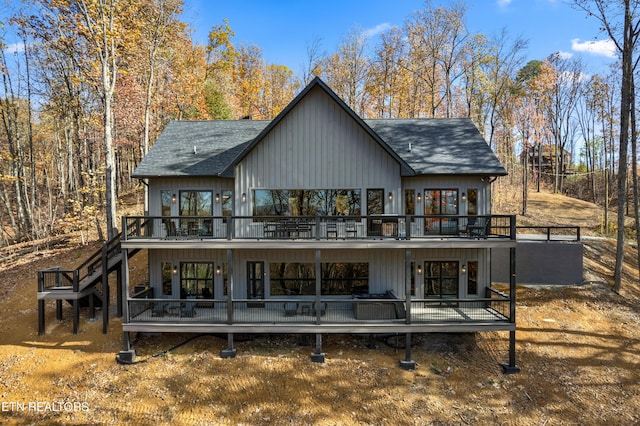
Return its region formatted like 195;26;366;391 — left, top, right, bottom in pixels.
203;80;232;119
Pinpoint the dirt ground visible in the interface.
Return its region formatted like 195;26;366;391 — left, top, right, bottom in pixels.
0;191;638;425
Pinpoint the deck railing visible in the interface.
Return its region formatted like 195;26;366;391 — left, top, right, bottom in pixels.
122;214;516;241
126;294;511;325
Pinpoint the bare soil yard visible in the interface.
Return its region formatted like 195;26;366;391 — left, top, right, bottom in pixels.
0;191;638;425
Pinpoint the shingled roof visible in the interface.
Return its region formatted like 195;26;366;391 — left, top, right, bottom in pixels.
133;81;506;179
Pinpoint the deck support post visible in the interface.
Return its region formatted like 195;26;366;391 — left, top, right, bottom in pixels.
311;333;325;363
117;332;136;363
501;246;520;374
56;300;63;320
221;333;236;358
89;289;95;319
116;266;123;317
72;299;79;334
399;250;416;370
399;332;416;370
101;244;110;334
38;300;45;335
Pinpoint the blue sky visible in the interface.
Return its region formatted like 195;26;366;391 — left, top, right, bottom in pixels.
182;0;617;75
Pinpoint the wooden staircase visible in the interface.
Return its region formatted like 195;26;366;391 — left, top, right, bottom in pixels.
37;231;139;335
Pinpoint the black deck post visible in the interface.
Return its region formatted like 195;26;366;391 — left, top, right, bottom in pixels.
501;245;521;374
72;298;79;334
116;266;123;317
56;300;63;321
311;333;325;363
102;244;109;334
117;331;136;363
221;333;236;358
399;332;416;370
38;300;45;335
399;249;416;370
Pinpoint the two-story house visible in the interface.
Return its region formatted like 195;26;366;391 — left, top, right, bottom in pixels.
118;78;519;372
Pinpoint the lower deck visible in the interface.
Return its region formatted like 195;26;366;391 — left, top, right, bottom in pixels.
123;297;514;334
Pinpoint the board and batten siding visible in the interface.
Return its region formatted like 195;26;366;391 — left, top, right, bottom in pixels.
235;86;403;215
402;176;492;215
148;247;489;300
148;177;234;216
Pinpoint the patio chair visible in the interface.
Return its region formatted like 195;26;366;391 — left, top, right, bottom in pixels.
181;296;196;318
152;302;166;317
345;219;357;238
312;302;327;317
326;220;338;239
469;217;489;239
283;302;298;316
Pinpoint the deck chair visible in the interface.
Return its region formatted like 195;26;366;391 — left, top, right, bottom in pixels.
345;219;357;238
312;302;327;317
283;302;298;316
181;296;196;317
164;219;177;237
469;217;489;239
152;302;166;317
326;220;338;239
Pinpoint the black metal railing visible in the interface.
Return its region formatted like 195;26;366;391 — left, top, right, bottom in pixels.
516;226;581;241
126;295;511;325
122;214;516;241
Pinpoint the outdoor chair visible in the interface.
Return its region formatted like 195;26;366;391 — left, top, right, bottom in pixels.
345;219;357;238
152;302;166;317
326;220;338;239
312;302;327;316
283;302;298;316
181;296;197;317
469;217;489;239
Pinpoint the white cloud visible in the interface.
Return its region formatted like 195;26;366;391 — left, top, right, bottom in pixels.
571;38;617;58
3;43;25;54
497;0;512;7
557;51;574;60
363;23;392;39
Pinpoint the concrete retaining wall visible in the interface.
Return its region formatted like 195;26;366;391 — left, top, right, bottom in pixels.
492;241;583;285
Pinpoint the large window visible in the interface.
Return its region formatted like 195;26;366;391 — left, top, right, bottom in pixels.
367;188;384;215
424;261;458;298
467;261;478;295
180;262;214;298
161;262;173;296
424;189;459;235
221;190;233;217
405;190;415;215
270;263;315;296
161;191;172;216
322;262;368;295
180;191;213;216
253;189;361;216
268;262;369;295
423;189;458;215
467;188;478;215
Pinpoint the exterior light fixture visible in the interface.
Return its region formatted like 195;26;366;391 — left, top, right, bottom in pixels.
216;266;221;275
461;192;467;202
388;192;393;201
417;193;422;202
461;264;467;274
171;193;176;203
417;265;422;275
172;265;178;275
242;193;247;202
215;193;220;203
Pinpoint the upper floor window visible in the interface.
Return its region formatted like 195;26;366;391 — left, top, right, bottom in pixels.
161;191;172;216
467;188;478;215
221;190;233;217
180;191;212;216
367;189;384;215
424;189;458;215
253;189;361;216
405;190;415;215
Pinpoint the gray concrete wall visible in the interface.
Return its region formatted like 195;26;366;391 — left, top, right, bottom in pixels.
491;241;583;285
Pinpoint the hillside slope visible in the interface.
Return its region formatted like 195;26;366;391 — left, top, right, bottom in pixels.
0;190;637;425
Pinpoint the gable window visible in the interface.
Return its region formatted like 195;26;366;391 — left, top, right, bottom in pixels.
424;261;458;298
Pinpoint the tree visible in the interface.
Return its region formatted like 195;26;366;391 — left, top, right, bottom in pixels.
574;0;640;292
